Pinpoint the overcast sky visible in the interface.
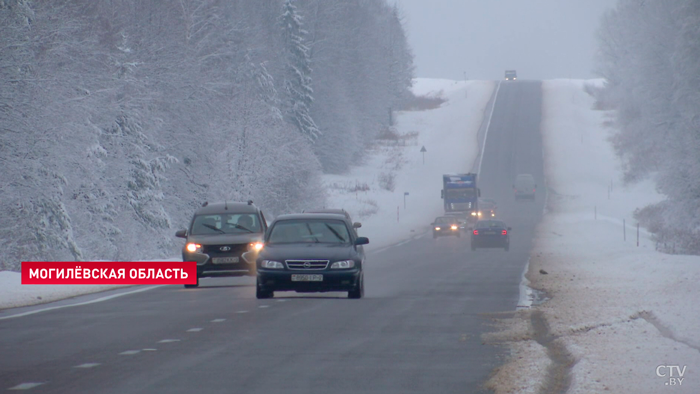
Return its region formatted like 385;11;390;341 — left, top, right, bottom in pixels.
394;0;617;81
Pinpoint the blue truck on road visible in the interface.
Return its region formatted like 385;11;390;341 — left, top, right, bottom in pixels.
441;173;480;220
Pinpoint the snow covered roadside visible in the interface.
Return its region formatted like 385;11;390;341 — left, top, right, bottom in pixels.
324;78;495;251
0;78;495;311
487;80;700;393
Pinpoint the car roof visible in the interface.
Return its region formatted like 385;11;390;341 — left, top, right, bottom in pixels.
475;219;506;226
274;213;351;222
195;202;259;215
303;208;350;218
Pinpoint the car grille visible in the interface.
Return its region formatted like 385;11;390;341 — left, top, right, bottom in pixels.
285;260;329;270
202;244;248;256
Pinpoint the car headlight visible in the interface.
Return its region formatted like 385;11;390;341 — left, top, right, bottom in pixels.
471;212;477;216
248;242;264;251
186;243;202;253
450;225;458;230
435;226;441;231
330;260;355;269
261;260;284;269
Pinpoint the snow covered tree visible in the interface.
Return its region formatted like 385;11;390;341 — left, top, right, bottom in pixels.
596;0;700;253
280;0;320;142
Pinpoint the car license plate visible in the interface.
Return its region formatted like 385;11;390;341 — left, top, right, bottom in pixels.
483;231;496;235
291;274;323;282
212;256;239;264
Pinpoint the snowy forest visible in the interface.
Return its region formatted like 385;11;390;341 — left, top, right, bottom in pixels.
596;0;700;254
0;0;414;269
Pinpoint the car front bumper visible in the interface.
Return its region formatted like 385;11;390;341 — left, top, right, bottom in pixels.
183;251;256;277
257;269;361;292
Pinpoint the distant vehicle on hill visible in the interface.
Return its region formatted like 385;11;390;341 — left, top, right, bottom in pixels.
505;70;517;81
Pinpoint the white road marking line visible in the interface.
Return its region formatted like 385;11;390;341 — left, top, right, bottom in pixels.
119;350;140;355
0;286;163;321
142;348;157;351
236;310;249;314
74;363;100;369
210;318;226;323
258;305;269;308
157;339;181;343
8;383;45;390
187;328;203;332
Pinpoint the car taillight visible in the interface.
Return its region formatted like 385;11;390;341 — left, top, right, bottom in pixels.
502;230;507;235
533;188;536;192
473;230;478;235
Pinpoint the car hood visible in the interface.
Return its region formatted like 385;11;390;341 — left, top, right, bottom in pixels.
259;243;357;262
186;233;262;245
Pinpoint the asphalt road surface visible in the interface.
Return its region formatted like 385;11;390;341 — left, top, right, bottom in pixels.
0;81;545;394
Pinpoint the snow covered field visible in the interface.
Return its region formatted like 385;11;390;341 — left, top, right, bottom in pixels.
0;78;494;310
487;80;700;393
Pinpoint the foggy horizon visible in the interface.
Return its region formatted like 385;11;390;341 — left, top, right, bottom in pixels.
395;0;617;81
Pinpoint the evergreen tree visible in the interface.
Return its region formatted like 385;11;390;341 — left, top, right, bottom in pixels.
280;0;320;142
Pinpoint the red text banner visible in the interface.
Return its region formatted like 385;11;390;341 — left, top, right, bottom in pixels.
21;262;198;285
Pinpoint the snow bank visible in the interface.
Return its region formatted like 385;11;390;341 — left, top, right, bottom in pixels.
488;79;700;393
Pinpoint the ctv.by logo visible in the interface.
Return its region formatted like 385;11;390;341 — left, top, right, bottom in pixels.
656;365;686;386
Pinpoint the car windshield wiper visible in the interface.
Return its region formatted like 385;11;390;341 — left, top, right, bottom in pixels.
324;224;347;242
230;223;253;233
202;223;225;234
305;223;320;242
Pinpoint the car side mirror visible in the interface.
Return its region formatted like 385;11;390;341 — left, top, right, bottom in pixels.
355;237;369;245
508;227;512;231
175;229;187;238
353;222;362;228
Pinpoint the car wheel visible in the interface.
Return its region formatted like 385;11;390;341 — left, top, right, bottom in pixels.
504;245;509;251
256;279;273;299
184;274;199;289
348;275;364;299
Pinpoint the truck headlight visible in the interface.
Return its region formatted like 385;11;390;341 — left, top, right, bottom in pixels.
261;260;284;269
330;260;355;269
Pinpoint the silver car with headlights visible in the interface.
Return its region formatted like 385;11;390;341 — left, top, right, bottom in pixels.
175;201;268;288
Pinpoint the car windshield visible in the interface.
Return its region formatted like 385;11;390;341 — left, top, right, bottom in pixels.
476;220;506;229
191;213;262;235
268;219;351;244
445;188;476;199
435;217;458;224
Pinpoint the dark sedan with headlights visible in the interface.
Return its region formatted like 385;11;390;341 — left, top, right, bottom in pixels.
470;219;511;251
255;213;368;299
432;216;462;238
